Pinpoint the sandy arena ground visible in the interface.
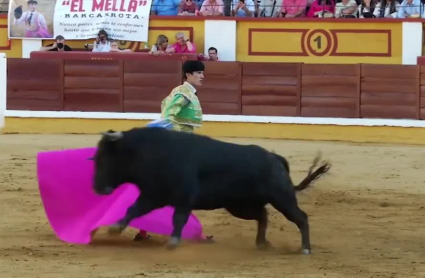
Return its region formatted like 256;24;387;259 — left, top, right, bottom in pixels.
1;134;425;278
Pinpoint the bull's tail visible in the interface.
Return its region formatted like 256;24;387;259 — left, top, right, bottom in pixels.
293;152;331;192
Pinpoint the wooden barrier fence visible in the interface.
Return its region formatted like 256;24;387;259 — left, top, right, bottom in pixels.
6;58;425;120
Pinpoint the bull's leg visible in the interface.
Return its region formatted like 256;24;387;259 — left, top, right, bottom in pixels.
108;197;159;235
270;195;311;255
256;207;270;249
167;207;191;250
226;206;271;250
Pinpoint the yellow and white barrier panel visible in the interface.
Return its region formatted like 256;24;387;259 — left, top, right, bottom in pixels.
0;15;424;64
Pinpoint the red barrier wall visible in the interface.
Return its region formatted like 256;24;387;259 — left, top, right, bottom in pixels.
7;56;425;120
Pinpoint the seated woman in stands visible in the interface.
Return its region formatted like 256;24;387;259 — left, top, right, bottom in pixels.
358;0;377;18
373;0;399;18
279;0;307;17
148;35;173;55
109;41;132;52
307;0;335;17
92;30;111;52
257;0;281;17
335;0;358;18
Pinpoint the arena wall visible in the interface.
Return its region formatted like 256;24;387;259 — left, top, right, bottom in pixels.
3;54;425;145
0;14;424;65
6;55;425;120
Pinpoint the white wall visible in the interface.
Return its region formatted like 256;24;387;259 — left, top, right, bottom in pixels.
402;22;423;65
22;39;42;58
204;20;236;61
0;53;6;131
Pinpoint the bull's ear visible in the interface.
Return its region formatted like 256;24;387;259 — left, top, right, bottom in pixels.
101;131;123;141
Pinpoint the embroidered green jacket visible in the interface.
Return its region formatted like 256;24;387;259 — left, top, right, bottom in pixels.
160;82;203;133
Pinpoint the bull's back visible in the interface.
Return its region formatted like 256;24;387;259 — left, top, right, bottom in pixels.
124;128;274;207
192;144;273;209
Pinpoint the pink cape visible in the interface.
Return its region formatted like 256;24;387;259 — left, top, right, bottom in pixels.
36;147;204;244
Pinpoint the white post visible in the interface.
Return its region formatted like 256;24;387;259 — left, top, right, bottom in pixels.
402;22;423;65
22;39;42;58
0;53;6;131
204;20;237;61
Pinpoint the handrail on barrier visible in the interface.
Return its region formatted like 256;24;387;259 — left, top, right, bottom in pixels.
29;51;200;61
0;53;5;131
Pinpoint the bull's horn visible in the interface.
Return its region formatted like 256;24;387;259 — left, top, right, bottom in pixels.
102;131;123;141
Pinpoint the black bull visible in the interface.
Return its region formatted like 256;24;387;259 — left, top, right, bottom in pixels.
91;128;331;254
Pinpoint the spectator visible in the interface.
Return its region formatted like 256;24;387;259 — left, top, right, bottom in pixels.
179;0;200;14
39;35;72;51
110;40;132;52
194;0;205;9
151;0;181;15
199;47;220;61
257;0;281;17
335;0;358;17
373;0;399;17
92;30;111;52
280;0;307;17
397;0;421;18
199;0;225;15
232;0;256;16
307;0;335;17
149;35;173;54
305;0;315;13
168;32;196;53
207;47;219;61
358;0;377;17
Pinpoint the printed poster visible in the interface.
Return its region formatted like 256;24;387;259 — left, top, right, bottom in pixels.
8;0;152;41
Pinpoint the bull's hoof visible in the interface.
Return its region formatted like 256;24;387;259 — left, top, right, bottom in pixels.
199;235;215;244
107;224;124;235
166;237;180;250
302;248;311;255
256;241;273;250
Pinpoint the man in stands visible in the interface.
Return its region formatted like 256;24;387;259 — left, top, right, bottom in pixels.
199;47;220;61
207;47;219;61
232;0;255;16
397;0;421;18
39;35;72;52
198;0;225;15
168;32;197;54
150;0;181;15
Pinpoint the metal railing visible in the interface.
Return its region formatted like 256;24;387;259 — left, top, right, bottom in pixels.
2;0;424;18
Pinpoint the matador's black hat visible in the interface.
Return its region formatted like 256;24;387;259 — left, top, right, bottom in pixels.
14;5;23;19
182;60;205;76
